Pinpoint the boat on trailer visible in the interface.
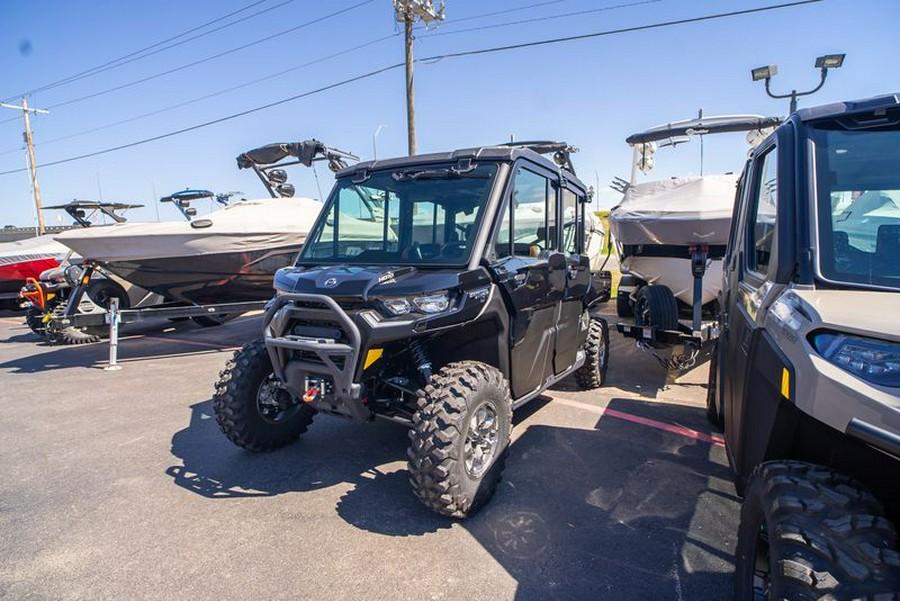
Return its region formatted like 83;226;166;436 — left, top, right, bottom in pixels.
55;140;358;305
609;113;781;367
0;201;141;310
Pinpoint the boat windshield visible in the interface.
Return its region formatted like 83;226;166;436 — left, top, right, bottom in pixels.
299;163;498;266
814;124;900;290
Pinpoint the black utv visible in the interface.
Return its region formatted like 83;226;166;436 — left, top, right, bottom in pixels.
214;142;610;517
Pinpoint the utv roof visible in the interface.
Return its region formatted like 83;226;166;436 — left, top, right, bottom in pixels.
794;92;900;122
335;142;585;186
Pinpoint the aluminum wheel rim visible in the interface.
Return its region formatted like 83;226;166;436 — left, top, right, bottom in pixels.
464;402;500;478
256;374;299;424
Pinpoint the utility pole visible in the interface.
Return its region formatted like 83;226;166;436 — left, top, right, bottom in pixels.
1;97;50;235
393;0;444;156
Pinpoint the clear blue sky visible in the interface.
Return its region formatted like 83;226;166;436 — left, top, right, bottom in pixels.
1;0;897;228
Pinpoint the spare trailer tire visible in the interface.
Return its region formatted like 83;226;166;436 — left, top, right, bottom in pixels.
634;285;679;331
86;279;130;310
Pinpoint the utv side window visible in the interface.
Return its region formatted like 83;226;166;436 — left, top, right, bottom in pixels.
498;168;554;258
562;188;582;254
748;148;778;275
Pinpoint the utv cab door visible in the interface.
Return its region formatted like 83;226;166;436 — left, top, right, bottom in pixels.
722;142;782;473
555;185;591;373
490;163;567;399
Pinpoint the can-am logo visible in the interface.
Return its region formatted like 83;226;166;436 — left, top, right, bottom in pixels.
323;277;339;288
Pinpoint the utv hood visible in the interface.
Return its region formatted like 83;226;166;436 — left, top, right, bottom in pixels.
792;288;900;341
273;264;488;300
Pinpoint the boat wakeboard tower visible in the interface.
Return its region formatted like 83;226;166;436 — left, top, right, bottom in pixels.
237;139;359;199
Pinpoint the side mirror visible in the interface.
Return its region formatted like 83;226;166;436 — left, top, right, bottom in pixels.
276;183;295;198
184;207;197;217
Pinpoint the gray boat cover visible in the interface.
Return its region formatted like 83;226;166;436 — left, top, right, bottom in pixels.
0;234;69;266
55;197;323;262
609;174;738;246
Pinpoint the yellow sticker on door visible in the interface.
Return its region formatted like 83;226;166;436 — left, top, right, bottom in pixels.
781;368;790;400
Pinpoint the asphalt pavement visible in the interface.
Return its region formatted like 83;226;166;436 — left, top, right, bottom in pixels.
0;308;738;600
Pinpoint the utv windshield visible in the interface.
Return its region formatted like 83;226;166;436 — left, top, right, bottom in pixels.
299;163;498;265
814;124;900;290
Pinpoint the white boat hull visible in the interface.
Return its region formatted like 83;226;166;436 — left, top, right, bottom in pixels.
622;255;723;306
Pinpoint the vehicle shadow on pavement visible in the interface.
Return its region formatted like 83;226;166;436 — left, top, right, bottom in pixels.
167;399;455;534
340;397;738;599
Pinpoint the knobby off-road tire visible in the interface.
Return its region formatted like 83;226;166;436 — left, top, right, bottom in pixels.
213;339;315;452
408;361;513;518
735;461;900;600
574;316;609;389
48;326;103;345
25;307;48;336
634;284;679;331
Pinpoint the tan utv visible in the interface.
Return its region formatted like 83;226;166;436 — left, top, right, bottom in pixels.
706;93;900;598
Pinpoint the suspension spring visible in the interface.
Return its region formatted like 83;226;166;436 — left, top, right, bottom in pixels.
409;339;433;383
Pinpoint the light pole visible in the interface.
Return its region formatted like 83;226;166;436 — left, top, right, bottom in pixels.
373;124;386;160
751;53;845;113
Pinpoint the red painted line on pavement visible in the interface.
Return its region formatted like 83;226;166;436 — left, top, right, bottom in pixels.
550;396;725;447
139;335;240;350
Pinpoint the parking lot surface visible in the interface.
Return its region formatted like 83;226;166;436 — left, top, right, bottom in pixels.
0;309;738;600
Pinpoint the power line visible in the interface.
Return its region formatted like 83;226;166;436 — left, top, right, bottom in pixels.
2;0;278;103
426;0;823;60
0;63;406;176
0;33;399;156
0;0;824;177
440;0;570;25
0;0;369;124
422;0;662;38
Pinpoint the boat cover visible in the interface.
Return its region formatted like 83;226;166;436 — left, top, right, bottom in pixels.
609;174;737;246
0;234;69;266
56;197;323;262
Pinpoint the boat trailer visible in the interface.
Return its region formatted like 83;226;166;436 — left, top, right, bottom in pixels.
616;244;720;370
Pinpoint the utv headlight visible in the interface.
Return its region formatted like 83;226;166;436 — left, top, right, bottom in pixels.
382;297;412;316
812;331;900;388
412;292;450;314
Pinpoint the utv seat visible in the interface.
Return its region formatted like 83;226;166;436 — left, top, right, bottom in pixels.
874;224;900;276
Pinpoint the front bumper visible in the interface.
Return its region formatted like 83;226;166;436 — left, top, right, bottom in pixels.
264;293;369;421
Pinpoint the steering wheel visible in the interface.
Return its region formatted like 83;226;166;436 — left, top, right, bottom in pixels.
405;241;422;261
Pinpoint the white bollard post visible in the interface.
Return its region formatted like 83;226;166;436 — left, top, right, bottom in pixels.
104;297;122;371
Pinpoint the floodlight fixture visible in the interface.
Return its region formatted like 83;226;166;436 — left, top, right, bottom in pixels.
751;65;778;81
815;53;845;69
751;53;846;113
